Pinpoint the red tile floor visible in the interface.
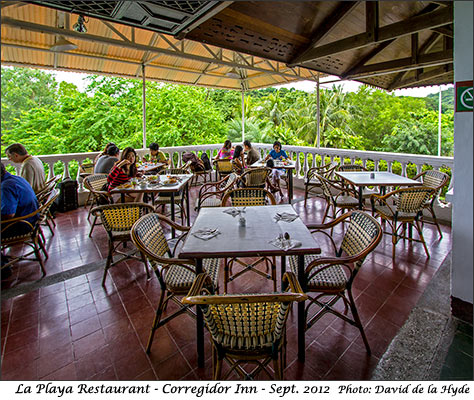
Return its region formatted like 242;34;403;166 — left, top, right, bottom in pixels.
1;185;452;380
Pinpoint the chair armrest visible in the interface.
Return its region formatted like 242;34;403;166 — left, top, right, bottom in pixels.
155;213;191;232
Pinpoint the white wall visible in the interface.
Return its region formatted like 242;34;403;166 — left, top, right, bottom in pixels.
452;1;473;303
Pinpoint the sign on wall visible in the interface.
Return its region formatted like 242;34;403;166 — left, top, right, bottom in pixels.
455;80;473;112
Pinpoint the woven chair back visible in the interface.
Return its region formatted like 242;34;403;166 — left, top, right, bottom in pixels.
340;211;382;269
222;188;276;207
215;159;233;173
80;162;94;174
95;203;154;232
338;164;367;172
219;173;238;191
314;173;333;199
159;168;188;175
242;168;271;187
84;174;108;192
421;170;450;192
395;188;434;213
131;213;170;259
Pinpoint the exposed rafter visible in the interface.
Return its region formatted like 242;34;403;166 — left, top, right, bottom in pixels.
288;5;453;66
390;64;453;90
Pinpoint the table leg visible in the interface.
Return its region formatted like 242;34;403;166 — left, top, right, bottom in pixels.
196;258;205;368
280;256;287;291
120;193;125;203
297;254;306;362
170;192;176;238
287;169;293;204
358;187;363;210
185;183;190;226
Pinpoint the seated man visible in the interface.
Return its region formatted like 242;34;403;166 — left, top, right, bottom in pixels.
1;163;40;276
94;144;120;174
144;142;170;165
243;140;260;166
5;143;45;193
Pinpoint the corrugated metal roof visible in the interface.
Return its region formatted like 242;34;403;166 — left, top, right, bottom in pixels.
1;2;323;90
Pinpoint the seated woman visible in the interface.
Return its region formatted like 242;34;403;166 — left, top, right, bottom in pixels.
231;145;246;175
264;141;290;190
214;140;234;160
107;147;142;202
94;142;117;165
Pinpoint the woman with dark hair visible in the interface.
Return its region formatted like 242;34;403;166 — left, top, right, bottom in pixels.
107;147;142;201
231;145;246;175
215;140;234;160
94;142;117;164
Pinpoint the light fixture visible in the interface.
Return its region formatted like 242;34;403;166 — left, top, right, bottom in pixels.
50;36;77;52
73;15;87;33
226;67;240;78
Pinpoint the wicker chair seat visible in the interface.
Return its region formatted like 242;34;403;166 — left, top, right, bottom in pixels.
154;193;183;203
374;205;418;220
110;230;132;240
203;302;290;350
194;197;222;208
288;255;347;291
163;258;219;292
1;231;33;244
335;195;359;207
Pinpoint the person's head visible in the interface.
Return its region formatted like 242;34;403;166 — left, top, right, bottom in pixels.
121;147;137;164
102;142;116;154
266;159;274;168
5;143;28;163
273;141;282;153
1;163;6;179
233;145;243;159
106;145;120;157
223;140;232;150
149;142;159;156
243;140;252;151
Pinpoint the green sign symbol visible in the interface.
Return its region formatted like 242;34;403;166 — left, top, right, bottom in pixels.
460;87;473;110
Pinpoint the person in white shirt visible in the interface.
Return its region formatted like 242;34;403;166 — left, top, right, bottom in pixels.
5;143;45;193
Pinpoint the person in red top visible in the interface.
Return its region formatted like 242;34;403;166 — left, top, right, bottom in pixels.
107;147;142;202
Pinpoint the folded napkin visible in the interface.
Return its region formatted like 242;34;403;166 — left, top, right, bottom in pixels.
223;207;246;217
274;212;299;222
192;228;221;240
269;235;302;251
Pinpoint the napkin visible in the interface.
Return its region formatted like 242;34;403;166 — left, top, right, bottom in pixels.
192;228;221;240
269;235;302;251
274;212;299;222
223;207;246;217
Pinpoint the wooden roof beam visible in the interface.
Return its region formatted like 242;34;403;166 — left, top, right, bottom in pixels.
390;64;453;90
288;1;359;65
288;5;453;66
346;50;452;80
431;24;454;38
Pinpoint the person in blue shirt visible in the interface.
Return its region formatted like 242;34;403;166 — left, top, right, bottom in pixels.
1;163;40;276
264;141;290;198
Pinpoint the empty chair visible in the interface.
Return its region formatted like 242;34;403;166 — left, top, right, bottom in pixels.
289;211;382;354
83;174;113;237
413;169;450;238
131;213;220;353
182;271;307;380
371;187;434;258
35;175;61;236
304;162;337;206
195;172;238;212
214;159;233;180
239;167;271;188
91;202;155;286
337;164;367;172
221;187;277;292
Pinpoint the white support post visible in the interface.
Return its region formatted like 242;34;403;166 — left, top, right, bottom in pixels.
316;72;321;148
241;89;245;143
142;64;147;149
438;86;442;156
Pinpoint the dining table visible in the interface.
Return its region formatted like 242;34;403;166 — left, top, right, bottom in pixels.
137;162;165;174
335;171;422;209
178;204;321;367
250;159;296;204
110;173;193;237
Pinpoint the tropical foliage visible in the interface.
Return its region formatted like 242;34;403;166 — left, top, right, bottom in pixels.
1;67;454;158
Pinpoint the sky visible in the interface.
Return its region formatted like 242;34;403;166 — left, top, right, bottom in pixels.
51;69;452;98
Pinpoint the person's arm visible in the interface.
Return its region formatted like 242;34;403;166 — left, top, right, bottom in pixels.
20;163;35;189
1;186;18;220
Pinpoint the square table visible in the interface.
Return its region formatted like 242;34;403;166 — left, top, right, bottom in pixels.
137;162;165;174
250;160;296;204
335;171;422;209
111;174;193;236
179;204;321;367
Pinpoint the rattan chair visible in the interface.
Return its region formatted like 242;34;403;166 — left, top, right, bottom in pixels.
155;167;190;222
239;167;271;188
221;188;277;292
315;173;360;223
289;211;382;354
91;203;155;286
337;164;367;172
182;271;307;380
304;162;338;206
1;189;59;277
413;169;450;238
195;173;238;212
131;212;220;353
371;187;434;259
36;175;61;236
83;174;113;237
214;159;233;180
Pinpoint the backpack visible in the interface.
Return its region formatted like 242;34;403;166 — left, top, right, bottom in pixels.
201;153;211;171
55;178;78;212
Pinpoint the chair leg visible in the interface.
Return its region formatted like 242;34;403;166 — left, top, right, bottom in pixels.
428;205;443;239
304;188;308;207
141;252;150;280
415;220;430;258
347;289;371;355
101;240;114;287
146;290;167;353
273;355;282;380
33;239;46;277
89;215;98;237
